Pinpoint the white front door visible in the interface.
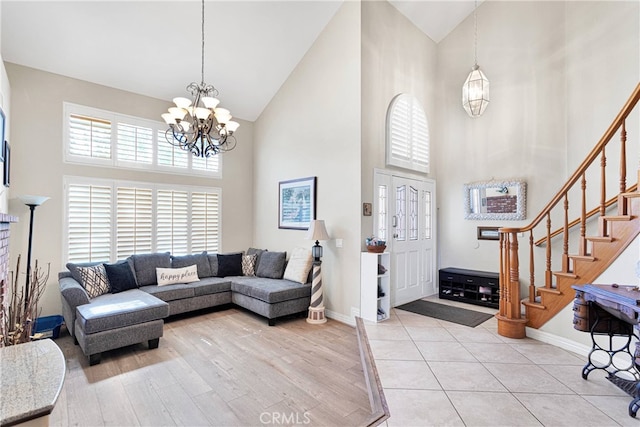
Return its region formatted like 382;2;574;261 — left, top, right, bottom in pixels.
389;176;436;306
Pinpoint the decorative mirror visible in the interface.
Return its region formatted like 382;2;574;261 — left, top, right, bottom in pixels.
464;179;526;220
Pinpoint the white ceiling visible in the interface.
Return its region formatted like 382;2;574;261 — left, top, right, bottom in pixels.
1;1;476;122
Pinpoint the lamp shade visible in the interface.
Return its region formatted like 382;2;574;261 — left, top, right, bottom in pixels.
306;220;330;241
18;195;50;206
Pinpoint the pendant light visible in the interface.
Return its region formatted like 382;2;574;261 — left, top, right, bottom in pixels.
462;0;490;117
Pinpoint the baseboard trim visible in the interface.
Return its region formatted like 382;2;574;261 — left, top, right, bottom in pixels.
326;309;355;326
524;327;620;366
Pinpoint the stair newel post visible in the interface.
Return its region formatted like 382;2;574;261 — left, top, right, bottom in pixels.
529;230;535;303
600;146;607;219
545;213;552;288
496;229;526;339
580;173;587;256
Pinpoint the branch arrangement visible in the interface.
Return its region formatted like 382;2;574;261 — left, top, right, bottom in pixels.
0;255;50;346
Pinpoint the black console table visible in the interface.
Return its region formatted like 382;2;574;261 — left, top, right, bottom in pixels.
572;284;640;417
439;268;499;309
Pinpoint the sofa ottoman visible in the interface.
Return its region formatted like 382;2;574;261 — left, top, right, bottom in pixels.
74;289;169;365
230;276;311;326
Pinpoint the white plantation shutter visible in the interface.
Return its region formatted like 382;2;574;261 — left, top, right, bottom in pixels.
191;191;221;253
117;123;153;164
64;177;221;263
67;183;112;262
64;103;221;176
157;190;189;255
411;103;429;169
116;187;153;259
157;130;189;168
68;114;111;159
386;94;430;173
192;153;220;173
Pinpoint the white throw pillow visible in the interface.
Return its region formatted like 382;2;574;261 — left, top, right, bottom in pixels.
283;247;313;284
156;265;199;286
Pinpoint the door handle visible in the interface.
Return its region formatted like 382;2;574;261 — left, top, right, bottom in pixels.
392;215;397;227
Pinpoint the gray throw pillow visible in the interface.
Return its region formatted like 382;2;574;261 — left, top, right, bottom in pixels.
131;252;171;286
207;253;218;277
171;252;212;278
256;251;287;279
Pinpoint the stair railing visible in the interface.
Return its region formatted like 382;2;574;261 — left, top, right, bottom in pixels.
497;83;640;339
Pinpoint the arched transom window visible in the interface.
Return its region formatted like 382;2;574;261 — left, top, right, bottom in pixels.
386;94;430;173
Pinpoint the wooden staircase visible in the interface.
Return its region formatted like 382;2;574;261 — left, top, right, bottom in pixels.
497;83;640;338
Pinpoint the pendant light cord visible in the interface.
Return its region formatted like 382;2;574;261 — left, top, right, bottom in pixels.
201;0;205;85
474;0;478;66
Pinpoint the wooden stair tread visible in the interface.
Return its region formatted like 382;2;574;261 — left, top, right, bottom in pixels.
620;192;640;198
522;299;545;310
587;235;614;242
569;254;596;262
553;271;578;279
602;215;632;221
537;287;562;295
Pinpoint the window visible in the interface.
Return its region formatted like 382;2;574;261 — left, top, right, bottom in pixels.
377;184;387;241
64;177;221;263
64;103;221;177
386;94;430;173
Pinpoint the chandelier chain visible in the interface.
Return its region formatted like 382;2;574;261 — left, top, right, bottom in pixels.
162;0;239;157
201;0;205;84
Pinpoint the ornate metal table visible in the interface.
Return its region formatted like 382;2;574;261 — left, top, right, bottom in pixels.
572;284;640;417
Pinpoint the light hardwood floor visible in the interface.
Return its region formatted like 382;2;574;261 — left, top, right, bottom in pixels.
50;307;373;426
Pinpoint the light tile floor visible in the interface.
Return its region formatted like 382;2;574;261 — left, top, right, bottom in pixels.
364;297;640;427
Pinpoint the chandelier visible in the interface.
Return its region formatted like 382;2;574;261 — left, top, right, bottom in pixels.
161;0;239;157
462;0;490;117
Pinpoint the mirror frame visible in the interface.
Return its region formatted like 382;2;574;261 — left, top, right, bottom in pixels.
464;179;527;221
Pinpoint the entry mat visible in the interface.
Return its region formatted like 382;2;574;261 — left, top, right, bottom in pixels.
396;300;494;327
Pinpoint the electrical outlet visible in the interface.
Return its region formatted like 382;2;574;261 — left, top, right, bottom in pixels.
335;239;343;248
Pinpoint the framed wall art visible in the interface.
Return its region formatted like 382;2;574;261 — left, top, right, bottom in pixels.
477;226;500;241
278;176;316;230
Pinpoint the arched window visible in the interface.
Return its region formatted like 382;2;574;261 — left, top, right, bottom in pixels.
386;94;430;173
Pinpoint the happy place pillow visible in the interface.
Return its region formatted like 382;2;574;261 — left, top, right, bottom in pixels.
156;265;199;286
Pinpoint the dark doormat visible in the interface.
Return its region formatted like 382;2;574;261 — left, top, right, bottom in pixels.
396;300;494;327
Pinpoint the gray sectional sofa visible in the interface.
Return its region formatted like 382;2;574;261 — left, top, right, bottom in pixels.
59;249;312;365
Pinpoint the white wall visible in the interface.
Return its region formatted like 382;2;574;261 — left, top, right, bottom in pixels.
253;1;361;323
5;64;254;316
436;1;639;275
361;0;438;241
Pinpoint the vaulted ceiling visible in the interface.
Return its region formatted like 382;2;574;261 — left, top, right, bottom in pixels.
1;1;477;122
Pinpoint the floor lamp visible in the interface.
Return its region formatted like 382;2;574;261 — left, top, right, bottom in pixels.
306;219;330;324
18;195;49;310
